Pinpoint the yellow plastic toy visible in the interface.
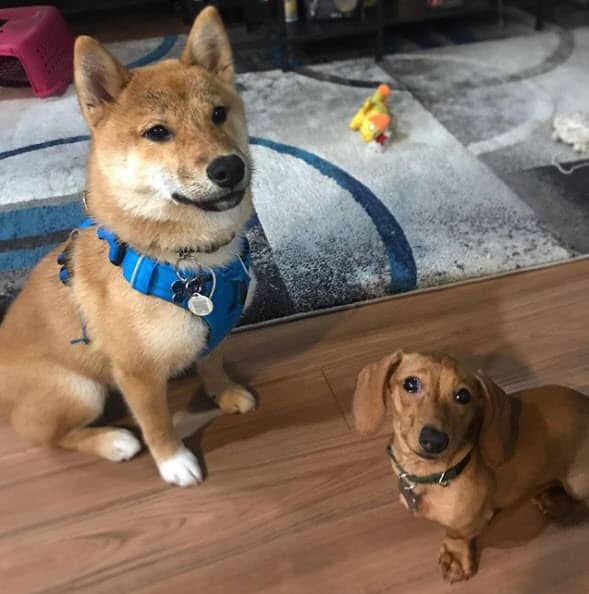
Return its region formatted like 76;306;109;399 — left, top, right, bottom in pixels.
350;83;392;144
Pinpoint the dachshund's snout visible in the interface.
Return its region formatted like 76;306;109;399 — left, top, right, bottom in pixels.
419;425;449;455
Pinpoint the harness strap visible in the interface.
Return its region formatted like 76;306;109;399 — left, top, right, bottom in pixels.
57;218;251;356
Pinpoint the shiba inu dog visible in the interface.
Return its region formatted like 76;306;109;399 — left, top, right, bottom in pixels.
0;7;257;487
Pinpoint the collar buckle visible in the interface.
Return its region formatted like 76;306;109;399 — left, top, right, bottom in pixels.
399;472;416;491
438;471;449;487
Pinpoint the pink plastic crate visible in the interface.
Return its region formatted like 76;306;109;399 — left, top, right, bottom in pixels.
0;5;74;98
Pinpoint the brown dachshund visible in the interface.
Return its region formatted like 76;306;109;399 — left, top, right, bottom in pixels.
353;351;589;582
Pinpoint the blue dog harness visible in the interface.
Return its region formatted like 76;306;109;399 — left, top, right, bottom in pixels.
58;219;251;357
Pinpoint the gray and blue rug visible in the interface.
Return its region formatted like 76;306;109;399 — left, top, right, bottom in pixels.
1;17;588;325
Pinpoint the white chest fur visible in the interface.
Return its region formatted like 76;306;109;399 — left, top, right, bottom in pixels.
141;304;209;377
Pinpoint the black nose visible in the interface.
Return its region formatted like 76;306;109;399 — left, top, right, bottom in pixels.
418;425;449;454
207;155;245;188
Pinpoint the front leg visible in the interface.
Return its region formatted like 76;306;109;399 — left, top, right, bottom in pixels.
197;345;256;414
438;532;478;583
114;369;201;487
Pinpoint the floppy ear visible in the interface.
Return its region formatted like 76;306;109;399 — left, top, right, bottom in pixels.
476;370;518;468
181;6;234;84
74;36;130;127
352;351;403;435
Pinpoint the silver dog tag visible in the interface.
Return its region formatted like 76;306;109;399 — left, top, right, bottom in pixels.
399;475;419;512
188;294;214;316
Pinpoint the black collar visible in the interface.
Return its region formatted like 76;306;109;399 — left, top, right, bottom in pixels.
175;232;236;258
386;444;472;487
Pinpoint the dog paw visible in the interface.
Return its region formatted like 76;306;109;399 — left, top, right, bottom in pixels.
104;429;142;462
438;541;476;583
157;446;202;487
532;484;577;523
216;385;256;414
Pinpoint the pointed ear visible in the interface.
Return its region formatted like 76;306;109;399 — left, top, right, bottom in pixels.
181;6;234;83
352;351;403;435
476;370;519;468
74;36;130;127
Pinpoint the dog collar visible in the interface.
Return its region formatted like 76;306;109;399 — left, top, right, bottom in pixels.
386;444;472;488
59;218;251;356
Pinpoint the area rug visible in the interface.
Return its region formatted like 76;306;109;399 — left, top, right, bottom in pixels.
1;22;588;325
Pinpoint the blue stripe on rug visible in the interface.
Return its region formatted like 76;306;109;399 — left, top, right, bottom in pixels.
125;35;178;69
0;135;90;161
0;201;84;242
250;137;417;293
0;244;59;271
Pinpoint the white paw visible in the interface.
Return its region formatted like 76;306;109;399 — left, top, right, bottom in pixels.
106;429;142;462
157;446;203;487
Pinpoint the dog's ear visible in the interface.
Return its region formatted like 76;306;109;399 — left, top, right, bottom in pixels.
476;370;518;468
74;36;130;127
352;351;403;435
181;6;234;84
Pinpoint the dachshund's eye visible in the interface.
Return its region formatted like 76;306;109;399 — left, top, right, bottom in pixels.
455;388;471;405
403;377;422;393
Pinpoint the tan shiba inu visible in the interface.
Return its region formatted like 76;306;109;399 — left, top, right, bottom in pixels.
0;7;257;487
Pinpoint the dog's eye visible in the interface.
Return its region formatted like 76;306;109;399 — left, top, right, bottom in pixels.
212;106;227;125
455;388;471;405
403;377;422;393
143;125;172;142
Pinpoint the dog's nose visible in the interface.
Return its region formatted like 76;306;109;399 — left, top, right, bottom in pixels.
207;155;245;188
419;425;449;454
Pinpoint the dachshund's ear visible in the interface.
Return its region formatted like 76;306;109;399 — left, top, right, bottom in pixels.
476;370;518;468
353;351;403;435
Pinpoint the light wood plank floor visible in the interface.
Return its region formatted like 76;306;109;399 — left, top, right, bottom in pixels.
1;259;588;594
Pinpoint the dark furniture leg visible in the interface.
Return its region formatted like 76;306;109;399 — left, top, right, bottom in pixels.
277;0;289;71
536;0;545;30
376;0;384;62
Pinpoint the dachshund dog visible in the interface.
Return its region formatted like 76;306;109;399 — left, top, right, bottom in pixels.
353;351;589;582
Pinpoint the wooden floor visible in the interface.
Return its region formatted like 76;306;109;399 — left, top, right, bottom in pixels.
1;259;589;594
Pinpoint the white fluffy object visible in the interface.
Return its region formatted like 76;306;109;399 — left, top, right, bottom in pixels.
552;112;589;155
